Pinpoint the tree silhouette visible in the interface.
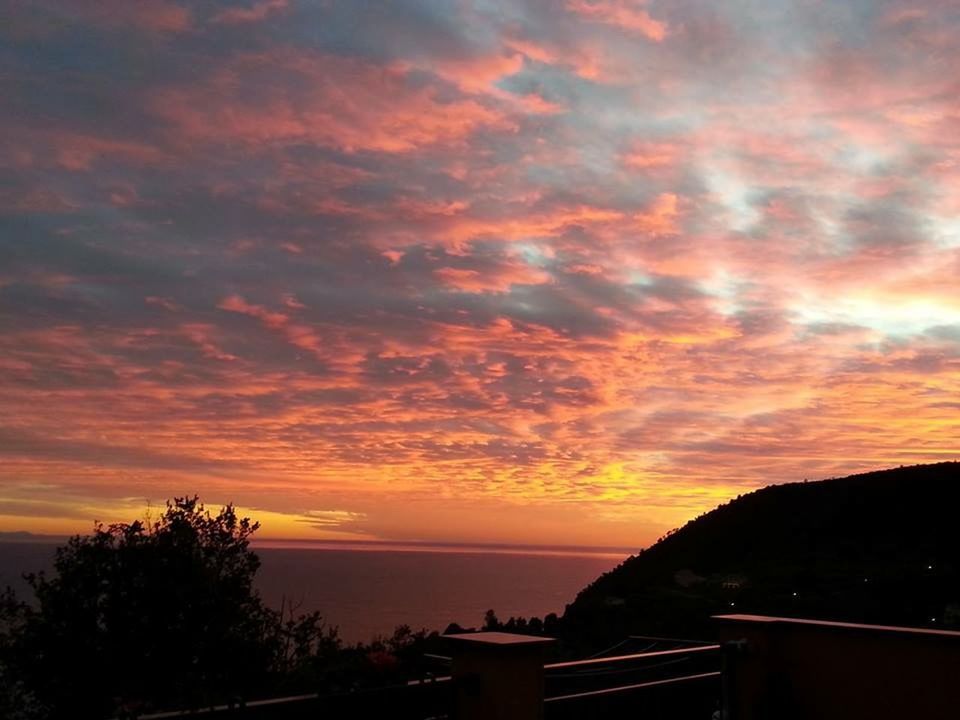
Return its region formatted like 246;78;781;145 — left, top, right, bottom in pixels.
6;497;336;719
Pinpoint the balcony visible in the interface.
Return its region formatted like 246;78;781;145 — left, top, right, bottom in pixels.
125;614;960;720
715;614;960;720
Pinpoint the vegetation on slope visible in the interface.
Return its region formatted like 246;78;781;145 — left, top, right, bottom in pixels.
0;498;438;719
561;462;960;646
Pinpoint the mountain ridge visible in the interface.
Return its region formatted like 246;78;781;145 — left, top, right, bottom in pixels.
560;462;960;645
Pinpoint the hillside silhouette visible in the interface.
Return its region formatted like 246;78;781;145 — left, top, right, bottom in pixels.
561;462;960;646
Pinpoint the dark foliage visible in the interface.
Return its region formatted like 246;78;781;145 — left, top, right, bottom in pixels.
1;497;341;719
0;587;42;720
561;462;960;648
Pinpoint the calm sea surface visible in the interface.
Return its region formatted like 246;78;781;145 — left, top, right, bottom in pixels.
0;541;624;643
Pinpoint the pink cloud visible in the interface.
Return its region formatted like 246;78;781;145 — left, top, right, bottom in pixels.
180;324;237;362
400;53;525;95
145;296;181;312
212;0;288;25
71;1;192;33
433;263;551;293
634;193;680;235
622;141;680;170
567;0;668;41
151;52;515;154
504;34;620;81
218;295;289;330
217;295;334;360
0;129;166;172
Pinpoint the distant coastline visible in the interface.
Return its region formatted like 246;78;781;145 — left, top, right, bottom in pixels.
0;531;66;544
251;538;634;560
0;531;633;560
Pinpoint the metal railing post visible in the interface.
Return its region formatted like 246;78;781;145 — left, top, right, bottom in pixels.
721;639;748;720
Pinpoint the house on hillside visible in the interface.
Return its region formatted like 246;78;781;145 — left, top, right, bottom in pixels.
722;574;747;590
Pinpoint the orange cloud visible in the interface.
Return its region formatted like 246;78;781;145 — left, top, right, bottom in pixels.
440;205;626;246
217;295;340;361
218;295;289;330
634;193;680;235
152;52;514;154
433;264;552;293
505;36;606;80
402;53;526;95
7;0;960;550
622;141;681;171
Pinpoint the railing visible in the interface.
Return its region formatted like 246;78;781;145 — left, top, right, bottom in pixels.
126;680;452;720
543;642;721;719
546;642;719;671
125;616;960;720
124;635;720;720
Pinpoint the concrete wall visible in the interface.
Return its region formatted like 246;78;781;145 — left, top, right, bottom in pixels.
715;614;960;720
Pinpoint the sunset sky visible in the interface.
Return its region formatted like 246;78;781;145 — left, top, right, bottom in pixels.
2;0;959;548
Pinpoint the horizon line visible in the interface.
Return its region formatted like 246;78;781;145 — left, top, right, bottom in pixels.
0;530;636;558
250;537;637;558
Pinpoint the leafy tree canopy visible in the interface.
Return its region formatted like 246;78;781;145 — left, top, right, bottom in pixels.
2;497;337;719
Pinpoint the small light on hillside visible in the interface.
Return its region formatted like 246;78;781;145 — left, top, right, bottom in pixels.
729;602;735;607
927;565;933;570
792;592;797;597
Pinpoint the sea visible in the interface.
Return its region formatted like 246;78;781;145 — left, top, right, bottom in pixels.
0;540;627;644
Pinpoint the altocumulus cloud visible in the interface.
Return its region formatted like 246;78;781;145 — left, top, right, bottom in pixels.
1;0;959;546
